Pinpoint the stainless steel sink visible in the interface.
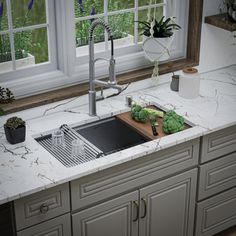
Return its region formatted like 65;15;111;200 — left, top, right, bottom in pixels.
35;117;149;167
75;117;150;155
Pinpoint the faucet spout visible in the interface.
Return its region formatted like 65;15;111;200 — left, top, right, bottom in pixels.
88;19;120;116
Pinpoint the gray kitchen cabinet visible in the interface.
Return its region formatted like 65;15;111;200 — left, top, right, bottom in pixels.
200;125;236;164
139;168;197;236
72;191;139;236
196;125;236;236
195;187;236;236
72;169;198;236
198;152;236;201
71;138;199;211
17;213;71;236
14;183;70;231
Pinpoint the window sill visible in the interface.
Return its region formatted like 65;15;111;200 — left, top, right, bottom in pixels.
2;58;196;114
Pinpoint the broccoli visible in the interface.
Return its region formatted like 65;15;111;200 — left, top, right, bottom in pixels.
131;103;163;123
162;110;185;134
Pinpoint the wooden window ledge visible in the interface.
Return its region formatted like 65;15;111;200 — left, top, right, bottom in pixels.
1;59;197;115
205;13;236;32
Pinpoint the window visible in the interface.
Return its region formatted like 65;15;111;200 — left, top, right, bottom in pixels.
0;0;193;98
74;0;189;81
0;0;56;81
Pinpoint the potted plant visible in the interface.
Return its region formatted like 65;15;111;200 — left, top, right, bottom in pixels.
4;116;26;144
137;16;181;62
223;0;236;22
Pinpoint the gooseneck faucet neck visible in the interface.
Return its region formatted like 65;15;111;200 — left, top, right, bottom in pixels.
88;19;121;116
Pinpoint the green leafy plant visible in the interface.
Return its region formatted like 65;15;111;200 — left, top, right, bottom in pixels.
5;116;25;130
220;0;236;22
0;107;5;116
0;0;42;63
131;103;164;123
162;110;184;134
0;86;14;104
137;16;181;38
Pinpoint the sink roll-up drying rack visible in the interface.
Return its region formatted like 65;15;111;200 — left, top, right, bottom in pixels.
35;124;104;168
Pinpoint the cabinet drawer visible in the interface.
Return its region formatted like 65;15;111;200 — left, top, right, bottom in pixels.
198;152;236;200
17;213;71;236
71;139;199;211
15;183;70;231
201;125;236;163
195;187;236;236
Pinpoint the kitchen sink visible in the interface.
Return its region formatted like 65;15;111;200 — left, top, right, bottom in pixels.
35;116;150;167
35;103;194;168
75;117;150;155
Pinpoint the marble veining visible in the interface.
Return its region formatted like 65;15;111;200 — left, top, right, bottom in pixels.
0;65;236;205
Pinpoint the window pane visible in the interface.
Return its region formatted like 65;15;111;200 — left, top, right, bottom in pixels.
108;13;134;48
138;7;163;42
76;19;105;56
108;0;134;11
14;27;48;69
0;34;12;73
138;0;163;7
11;0;46;28
0;0;8;31
74;0;103;18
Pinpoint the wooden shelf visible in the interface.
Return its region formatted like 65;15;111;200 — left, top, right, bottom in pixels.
205;13;236;32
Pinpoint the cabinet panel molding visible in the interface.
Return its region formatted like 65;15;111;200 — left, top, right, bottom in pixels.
201;125;236;163
71;139;199;210
198;152;236;200
139;168;197;236
195;187;236;236
72;191;139;236
15;183;70;231
17;213;71;236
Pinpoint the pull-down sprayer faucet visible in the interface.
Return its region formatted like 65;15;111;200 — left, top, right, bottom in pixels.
88;19;122;116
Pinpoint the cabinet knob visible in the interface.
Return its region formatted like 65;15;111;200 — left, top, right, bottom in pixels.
40;203;49;214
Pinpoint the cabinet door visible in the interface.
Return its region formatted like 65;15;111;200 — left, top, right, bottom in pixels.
139;169;197;236
72;191;139;236
17;213;71;236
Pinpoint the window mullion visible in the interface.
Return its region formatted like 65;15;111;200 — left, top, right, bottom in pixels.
104;0;108;51
134;0;138;45
12;23;49;33
6;0;16;70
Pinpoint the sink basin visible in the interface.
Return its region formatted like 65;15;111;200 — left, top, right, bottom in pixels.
35;103;194;168
75;117;150;155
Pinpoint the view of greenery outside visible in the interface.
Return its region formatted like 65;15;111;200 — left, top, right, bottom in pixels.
0;0;164;70
0;0;48;66
74;0;163;50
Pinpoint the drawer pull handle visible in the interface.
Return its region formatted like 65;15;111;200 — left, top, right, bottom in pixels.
40;203;49;214
133;201;139;222
141;198;147;219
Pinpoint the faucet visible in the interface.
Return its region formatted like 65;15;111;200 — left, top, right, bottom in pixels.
88;19;123;116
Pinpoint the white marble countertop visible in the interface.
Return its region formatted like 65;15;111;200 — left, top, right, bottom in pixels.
0;65;236;205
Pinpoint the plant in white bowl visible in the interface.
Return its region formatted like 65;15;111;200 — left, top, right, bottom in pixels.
137;14;181;80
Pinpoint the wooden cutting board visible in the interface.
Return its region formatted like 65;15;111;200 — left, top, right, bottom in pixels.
116;106;191;140
116;106;167;140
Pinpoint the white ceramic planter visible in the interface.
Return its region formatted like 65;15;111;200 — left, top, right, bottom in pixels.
142;35;173;62
0;53;35;73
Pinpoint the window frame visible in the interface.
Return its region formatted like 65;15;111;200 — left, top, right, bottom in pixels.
73;0;189;81
0;0;57;83
0;0;203;105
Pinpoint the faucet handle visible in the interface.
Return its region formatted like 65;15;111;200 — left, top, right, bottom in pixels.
109;58;116;85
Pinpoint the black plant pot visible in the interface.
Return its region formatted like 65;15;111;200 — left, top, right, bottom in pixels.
4;125;26;145
227;6;236;22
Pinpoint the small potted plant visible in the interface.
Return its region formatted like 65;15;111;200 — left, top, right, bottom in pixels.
4;116;26;144
137;16;181;61
223;0;236;22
